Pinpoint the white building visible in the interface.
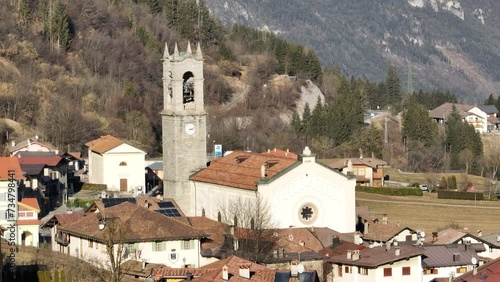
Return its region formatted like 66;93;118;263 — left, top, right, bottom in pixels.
57;202;207;269
190;147;357;233
0;157;24;246
16;198;41;247
328;244;424;282
85;135;146;192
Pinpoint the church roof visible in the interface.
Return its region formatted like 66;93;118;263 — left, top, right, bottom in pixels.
190;151;298;190
85;135;124;154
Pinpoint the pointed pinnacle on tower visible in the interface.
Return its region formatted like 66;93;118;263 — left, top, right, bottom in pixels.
173;42;179;60
196;42;203;59
186;40;192;57
163;42;170;59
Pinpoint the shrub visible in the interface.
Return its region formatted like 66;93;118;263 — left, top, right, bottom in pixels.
437;190;483;200
81;183;107;191
356;186;423;196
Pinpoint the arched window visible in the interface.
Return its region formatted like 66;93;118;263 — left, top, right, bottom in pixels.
182;72;194;104
119;162;127;166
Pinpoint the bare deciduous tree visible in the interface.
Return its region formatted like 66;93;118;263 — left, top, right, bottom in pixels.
220;195;278;263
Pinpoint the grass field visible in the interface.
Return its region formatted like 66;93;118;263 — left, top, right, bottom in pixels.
356;191;500;235
384;167;495;192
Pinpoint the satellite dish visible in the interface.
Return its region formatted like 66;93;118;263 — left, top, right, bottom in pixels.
471;257;478;265
420;231;426;238
358;237;364;245
297;264;304;274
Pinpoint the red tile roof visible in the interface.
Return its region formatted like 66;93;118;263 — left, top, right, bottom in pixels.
17;157;65;166
0;157;23;180
454;256;500;282
191;151;298;190
61;202;206;242
260;149;298;160
16;219;42;225
424;228;467;244
195;256;276;282
19;198;40;212
85;135;124;154
55;213;86;226
188;216;228;250
363;223;414;242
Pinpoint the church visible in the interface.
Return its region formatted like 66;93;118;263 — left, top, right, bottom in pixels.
161;42;356;233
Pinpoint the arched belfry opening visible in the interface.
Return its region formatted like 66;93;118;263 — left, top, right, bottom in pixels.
183;71;195;104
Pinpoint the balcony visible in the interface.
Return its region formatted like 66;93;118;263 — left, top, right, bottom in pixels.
55;232;70;246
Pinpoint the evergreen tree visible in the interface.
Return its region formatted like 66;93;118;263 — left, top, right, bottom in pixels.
485;94;496;105
310;96;324;137
301;103;312;144
384;65;402;111
290;110;302;135
51;2;70;52
148;0;162;14
402;101;437;148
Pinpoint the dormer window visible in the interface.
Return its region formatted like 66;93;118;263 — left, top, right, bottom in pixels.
236;156;249;164
265;160;279;169
119;162;127;166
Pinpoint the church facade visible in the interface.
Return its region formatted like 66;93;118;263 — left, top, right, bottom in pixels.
162;42;356;233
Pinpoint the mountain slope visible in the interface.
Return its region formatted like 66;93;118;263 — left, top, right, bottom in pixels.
205;0;500;99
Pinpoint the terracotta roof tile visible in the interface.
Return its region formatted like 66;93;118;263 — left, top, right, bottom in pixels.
19;198;40;212
55;213;85;226
153;256;276;281
16;219;42;225
85;135;124;154
455;256;500;282
60;202;206;242
260;149;298;160
191;151;297;190
0;157;23;180
188;216;228;250
121;260;165;277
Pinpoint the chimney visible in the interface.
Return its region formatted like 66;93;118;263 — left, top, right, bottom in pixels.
496;235;500;242
11;140;15;147
99;221;105;230
332;236;341;248
261;165;266;178
453;253;460;262
186;272;193;281
222;265;229;280
267;149;270;153
238;263;251;279
363;220;369;235
352;250;360;261
477;230;482;237
432;232;438;242
142;261;147;270
382;214;388;225
346;250;352;260
274;148;277;152
354;231;361;245
290;260;298;277
385;241;391;251
395;247;400;256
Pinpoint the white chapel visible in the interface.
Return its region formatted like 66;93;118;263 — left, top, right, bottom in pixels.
161;42;356;233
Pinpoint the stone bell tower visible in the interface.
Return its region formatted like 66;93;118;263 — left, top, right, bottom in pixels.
162;41;206;216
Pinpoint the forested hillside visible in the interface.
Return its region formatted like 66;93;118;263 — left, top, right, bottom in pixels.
0;0;321;156
205;0;500;100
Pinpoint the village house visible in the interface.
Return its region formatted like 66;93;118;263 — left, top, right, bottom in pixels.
421;244;482;281
453;255;500;282
8;137;55;156
85;135;146;193
361;215;417;247
57;202;207;268
429;103;499;134
16;198;42;247
327;243;424;282
0;157;24;243
324;154;387;187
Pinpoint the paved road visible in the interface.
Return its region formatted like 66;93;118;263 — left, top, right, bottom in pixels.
357;197;500;209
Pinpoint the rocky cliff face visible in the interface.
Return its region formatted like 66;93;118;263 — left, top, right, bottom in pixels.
205;0;500;100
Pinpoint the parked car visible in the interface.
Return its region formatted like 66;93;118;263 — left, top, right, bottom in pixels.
419;184;429;191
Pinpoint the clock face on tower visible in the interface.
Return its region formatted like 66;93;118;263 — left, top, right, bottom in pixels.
184;123;196;135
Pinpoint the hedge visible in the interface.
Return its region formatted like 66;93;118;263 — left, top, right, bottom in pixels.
356;186;423;196
81;183;107;191
438;190;483;200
